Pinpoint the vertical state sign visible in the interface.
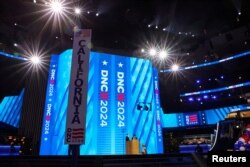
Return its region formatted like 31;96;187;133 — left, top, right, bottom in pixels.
65;29;91;145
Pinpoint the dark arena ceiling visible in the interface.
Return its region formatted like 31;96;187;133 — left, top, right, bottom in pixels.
0;0;250;112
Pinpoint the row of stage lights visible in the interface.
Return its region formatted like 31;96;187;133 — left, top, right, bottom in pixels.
32;0;100;16
140;48;179;71
181;91;246;105
147;24;196;38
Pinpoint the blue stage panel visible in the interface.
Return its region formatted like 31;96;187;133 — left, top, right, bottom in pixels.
0;89;24;128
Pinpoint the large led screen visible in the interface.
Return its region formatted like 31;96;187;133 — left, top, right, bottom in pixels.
40;50;163;155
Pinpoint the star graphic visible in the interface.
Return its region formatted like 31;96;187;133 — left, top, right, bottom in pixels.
102;60;108;65
118;62;123;68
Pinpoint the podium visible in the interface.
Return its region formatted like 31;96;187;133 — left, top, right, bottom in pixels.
126;139;140;154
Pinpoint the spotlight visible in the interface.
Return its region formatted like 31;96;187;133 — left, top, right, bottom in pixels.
203;95;208;99
159;50;168;60
220;75;224;79
141;48;145;53
49;0;63;14
87;11;90;14
238;11;241;15
212;95;217;99
149;48;157;56
163;28;166;31
171;64;179;71
197;98;201;101
196;80;200;84
155;25;158;29
148;24;151;28
96;12;99;16
30;55;41;65
14;43;18;47
74;7;81;15
188;97;194;102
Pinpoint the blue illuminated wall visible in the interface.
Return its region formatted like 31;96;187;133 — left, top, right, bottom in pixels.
40;50;163;155
0;89;24;128
161;105;250;128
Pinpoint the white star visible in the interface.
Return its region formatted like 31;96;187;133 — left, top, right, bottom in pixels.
102;60;108;65
118;62;123;68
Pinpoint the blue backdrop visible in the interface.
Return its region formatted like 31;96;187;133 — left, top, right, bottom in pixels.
40;50;163;155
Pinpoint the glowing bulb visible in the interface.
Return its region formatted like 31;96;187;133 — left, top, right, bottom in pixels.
171;64;179;71
50;0;63;14
74;7;81;15
30;56;41;64
159;50;168;59
149;48;157;56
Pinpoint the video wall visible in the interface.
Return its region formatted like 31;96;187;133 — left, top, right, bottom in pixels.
40;49;163;155
0;89;24;128
161;105;250;128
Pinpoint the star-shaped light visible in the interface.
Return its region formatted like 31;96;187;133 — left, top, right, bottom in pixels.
118;62;123;68
102;60;108;65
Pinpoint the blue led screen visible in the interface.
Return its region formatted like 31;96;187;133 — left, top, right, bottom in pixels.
161;105;250;128
0;89;24;128
40;50;163;155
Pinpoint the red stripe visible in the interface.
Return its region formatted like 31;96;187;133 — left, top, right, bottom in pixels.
72;136;83;139
72;132;83;135
73;128;84;131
